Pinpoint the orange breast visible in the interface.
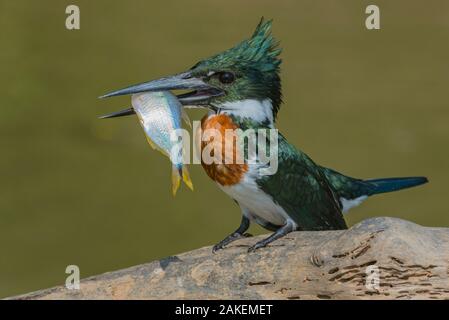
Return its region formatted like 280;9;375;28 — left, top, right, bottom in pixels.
198;114;248;186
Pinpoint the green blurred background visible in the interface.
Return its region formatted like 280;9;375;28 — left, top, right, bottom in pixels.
1;0;448;298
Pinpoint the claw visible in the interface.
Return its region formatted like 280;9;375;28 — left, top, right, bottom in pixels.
212;244;224;254
247;242;266;253
212;232;249;254
212;216;252;254
248;220;295;252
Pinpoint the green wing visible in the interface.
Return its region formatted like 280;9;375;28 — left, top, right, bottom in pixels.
256;133;347;231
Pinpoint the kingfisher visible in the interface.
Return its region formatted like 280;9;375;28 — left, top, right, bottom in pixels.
99;18;428;252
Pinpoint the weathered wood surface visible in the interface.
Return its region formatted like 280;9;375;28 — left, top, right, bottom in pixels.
10;217;449;300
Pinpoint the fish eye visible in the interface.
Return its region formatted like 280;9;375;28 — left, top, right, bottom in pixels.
218;72;235;84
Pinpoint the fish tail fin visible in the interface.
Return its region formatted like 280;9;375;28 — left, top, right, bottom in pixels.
171;165;182;196
182;165;194;191
171;164;194;196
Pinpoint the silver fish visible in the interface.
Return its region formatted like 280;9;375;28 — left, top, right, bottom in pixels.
131;91;193;195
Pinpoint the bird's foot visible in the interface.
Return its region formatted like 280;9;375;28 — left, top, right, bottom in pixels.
247;240;267;253
212;232;252;253
247;220;295;253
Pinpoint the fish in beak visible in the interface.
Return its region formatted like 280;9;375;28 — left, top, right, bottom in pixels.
99;71;223;119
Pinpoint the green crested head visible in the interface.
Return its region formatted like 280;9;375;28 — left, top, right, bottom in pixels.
100;18;283;123
190;18;282;119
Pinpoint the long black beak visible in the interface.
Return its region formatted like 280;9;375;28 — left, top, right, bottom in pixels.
98;108;135;119
99;71;223;119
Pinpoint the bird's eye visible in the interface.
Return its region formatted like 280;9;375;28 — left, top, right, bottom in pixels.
218;72;235;84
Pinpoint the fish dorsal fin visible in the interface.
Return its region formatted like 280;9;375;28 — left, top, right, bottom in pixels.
136;112;159;151
144;135;157;150
144;134;169;156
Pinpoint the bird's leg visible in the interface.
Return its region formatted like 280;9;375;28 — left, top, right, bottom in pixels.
213;216;251;253
248;220;296;252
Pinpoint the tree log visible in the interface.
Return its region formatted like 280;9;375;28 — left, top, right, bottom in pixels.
9;217;449;300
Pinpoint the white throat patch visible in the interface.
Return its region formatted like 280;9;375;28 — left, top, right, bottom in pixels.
217;99;274;126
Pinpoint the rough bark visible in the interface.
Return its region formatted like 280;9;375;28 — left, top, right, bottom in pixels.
9;217;449;300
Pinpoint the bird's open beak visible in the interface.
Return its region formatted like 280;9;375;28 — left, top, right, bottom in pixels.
99;71;223;119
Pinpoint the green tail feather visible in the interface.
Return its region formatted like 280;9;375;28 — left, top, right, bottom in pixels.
321;167;428;201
